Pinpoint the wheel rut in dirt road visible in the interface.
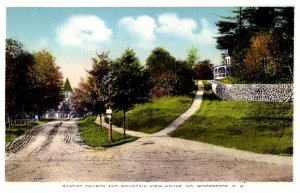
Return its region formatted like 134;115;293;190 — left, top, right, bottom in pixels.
5;119;292;182
6;125;43;153
39;122;62;151
64;125;75;144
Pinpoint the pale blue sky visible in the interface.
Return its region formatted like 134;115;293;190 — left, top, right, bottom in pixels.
7;7;234;87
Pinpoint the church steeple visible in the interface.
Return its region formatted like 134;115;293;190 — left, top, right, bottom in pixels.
63;78;73;92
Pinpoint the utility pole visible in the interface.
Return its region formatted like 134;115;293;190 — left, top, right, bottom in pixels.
107;72;113;141
106;107;112;141
104;72;113;141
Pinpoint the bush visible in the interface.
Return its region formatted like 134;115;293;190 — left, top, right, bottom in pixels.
194;60;214;80
149;71;178;97
202;80;212;91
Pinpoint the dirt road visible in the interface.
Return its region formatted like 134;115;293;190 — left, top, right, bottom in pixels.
5;119;292;182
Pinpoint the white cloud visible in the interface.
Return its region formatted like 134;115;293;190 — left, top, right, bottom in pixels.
118;15;156;42
156;13;216;44
195;18;217;44
118;13;216;47
156;13;197;37
56;15;112;49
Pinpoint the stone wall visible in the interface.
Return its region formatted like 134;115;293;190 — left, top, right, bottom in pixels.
210;81;293;102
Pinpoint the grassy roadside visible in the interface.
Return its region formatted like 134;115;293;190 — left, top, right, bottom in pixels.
112;95;194;134
170;81;293;156
78;116;137;147
5;119;50;144
216;77;243;84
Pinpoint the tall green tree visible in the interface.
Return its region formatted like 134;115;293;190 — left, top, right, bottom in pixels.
87;52;111;127
6;39;65;121
72;78;91;116
173;60;195;94
194;60;214;80
216;7;294;83
32;50;64;117
5;39;35;119
110;48;149;137
187;46;199;68
146;47;177;73
146;47;195;97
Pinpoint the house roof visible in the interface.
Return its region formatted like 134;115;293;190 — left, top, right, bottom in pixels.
63;78;73;92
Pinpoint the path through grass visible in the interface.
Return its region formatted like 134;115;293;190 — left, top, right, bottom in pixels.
112;95;194;134
170;81;293;155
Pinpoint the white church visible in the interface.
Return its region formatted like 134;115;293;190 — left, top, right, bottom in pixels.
44;78;74;119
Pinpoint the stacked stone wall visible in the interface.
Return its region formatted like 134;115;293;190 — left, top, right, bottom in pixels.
210;81;293;102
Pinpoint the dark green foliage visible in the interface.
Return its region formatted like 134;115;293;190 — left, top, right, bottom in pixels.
194;60;214;80
5;39;35;118
146;47;177;73
110;48;149;136
32;50;64;116
63;78;73;92
216;7;294;83
84;52;111;116
170;81;293;155
78;116;137;147
146;47;195;97
74;49;150;137
6;39;64;119
173;60;196;95
111;48;149;111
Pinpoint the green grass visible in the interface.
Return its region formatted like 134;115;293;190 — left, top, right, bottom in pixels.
112;95;194;134
78;116;137;147
217;77;244;84
5;119;51;144
170;81;293;156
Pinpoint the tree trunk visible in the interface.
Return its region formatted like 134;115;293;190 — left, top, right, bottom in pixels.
123;111;126;138
99;114;102;132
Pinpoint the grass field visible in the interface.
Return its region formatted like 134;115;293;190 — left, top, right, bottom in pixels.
216;77;243;84
170;81;293;156
78;116;137;147
5;120;50;144
112;95;194;134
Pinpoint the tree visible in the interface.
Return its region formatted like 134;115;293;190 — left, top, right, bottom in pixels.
5;39;35;119
146;47;195;97
146;47;177;73
72;76;106;128
32;50;64;117
243;32;287;82
187;46;199;68
72;78;92;116
194;60;214;80
110;48;149;137
173;60;195;94
216;7;249;54
216;7;294;83
149;71;178;98
6;39;65;120
72;79;86;115
87;52;111;128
